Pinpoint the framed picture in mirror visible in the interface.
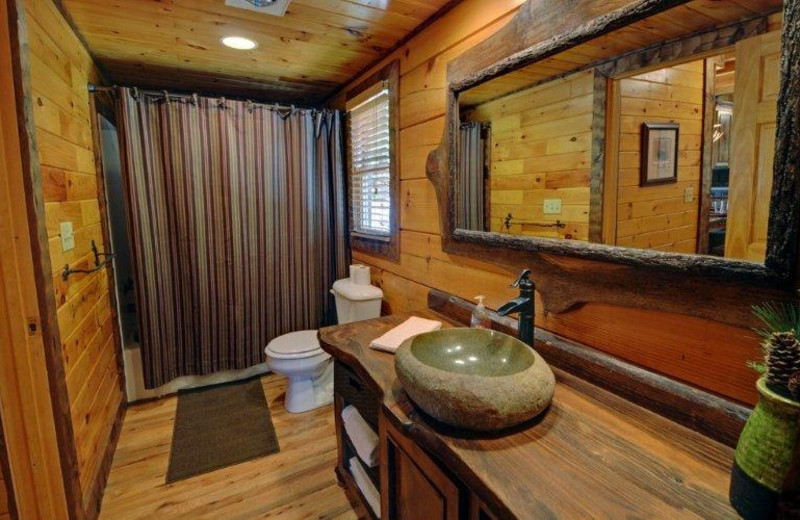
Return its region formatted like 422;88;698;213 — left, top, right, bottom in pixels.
640;123;679;186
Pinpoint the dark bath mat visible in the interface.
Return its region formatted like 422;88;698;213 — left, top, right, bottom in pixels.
166;376;280;483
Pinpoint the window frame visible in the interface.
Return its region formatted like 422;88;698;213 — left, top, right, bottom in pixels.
346;60;400;261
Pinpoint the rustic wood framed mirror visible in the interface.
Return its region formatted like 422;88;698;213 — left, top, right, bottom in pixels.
427;0;799;327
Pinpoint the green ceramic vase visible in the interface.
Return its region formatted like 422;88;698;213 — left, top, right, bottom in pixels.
730;377;800;519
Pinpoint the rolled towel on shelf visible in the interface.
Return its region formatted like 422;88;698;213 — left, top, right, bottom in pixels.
342;405;379;467
349;456;381;518
369;316;442;353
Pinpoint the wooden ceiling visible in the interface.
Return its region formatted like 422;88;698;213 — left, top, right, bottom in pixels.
60;0;456;103
459;0;783;108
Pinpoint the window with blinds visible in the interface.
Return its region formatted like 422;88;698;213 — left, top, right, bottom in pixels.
348;85;392;237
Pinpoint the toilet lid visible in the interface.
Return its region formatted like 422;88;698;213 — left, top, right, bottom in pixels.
265;330;321;357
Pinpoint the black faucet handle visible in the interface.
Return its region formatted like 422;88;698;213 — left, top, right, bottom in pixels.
510;269;533;289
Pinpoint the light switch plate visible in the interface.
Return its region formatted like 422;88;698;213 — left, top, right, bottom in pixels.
684;186;694;203
60;221;75;252
543;199;562;215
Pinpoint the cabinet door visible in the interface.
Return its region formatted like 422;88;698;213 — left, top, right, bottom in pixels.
381;415;462;520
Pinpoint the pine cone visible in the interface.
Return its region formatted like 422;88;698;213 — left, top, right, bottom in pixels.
765;331;800;398
789;371;800;401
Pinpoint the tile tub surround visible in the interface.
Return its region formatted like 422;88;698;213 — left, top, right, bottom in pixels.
319;312;738;519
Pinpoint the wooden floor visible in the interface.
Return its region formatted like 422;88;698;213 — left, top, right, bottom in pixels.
100;374;357;519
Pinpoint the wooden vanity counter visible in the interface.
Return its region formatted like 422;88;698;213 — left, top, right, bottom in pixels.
319;311;738;519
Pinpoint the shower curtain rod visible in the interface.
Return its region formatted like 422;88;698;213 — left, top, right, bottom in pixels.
87;84;312;112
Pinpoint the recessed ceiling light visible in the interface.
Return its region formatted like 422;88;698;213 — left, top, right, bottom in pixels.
220;36;258;50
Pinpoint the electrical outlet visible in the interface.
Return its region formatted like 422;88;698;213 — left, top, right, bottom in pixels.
543;199;562;215
60;221;75;252
684;186;694;203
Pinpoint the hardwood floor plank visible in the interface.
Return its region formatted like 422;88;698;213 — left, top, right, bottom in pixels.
100;374;355;519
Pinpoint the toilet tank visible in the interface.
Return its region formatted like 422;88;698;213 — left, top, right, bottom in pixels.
331;278;383;324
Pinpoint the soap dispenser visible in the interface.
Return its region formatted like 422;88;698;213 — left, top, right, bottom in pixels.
470;295;492;329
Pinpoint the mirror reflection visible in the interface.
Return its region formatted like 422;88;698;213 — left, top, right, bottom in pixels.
456;1;783;263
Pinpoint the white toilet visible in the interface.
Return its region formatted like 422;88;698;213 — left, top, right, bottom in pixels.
265;274;382;413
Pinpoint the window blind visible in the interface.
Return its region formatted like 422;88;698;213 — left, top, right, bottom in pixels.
348;86;391;237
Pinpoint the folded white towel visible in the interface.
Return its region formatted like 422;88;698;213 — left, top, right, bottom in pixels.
341;405;379;467
369;316;442;353
349;456;381;518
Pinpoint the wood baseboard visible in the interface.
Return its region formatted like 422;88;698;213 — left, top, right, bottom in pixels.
428;289;751;447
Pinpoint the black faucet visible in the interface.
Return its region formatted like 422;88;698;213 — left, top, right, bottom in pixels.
497;269;535;347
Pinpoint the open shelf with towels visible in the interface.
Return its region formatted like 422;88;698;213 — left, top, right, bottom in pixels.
341;428;380;489
333;361;382;520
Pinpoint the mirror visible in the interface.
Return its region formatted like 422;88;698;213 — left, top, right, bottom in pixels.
455;1;783;264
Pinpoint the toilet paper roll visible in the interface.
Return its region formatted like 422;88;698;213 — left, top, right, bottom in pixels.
350;264;371;285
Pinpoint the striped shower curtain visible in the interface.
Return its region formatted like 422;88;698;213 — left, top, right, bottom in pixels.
457;121;486;231
116;88;348;389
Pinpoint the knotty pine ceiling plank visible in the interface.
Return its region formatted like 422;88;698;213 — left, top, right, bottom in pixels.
61;0;456;103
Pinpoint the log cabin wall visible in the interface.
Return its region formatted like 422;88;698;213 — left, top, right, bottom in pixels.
330;0;763;406
465;70;594;240
614;61;705;253
19;0;125;514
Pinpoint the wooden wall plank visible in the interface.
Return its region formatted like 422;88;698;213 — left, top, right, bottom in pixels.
614;60;705;252
400;118;443;181
400;178;441;235
466;70;594;240
398;13;519;129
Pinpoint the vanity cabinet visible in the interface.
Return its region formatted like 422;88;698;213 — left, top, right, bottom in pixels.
334;361;380;427
333;360;498;520
322;312;739;519
469;496;499;520
380;413;465;520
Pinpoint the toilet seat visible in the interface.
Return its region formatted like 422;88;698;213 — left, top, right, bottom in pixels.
265;330;323;360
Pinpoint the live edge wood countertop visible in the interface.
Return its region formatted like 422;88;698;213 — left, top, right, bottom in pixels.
318;311;738;519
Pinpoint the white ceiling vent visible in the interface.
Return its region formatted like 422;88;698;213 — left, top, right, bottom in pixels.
224;0;290;16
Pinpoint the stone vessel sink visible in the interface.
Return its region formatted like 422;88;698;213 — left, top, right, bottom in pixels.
394;328;555;431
